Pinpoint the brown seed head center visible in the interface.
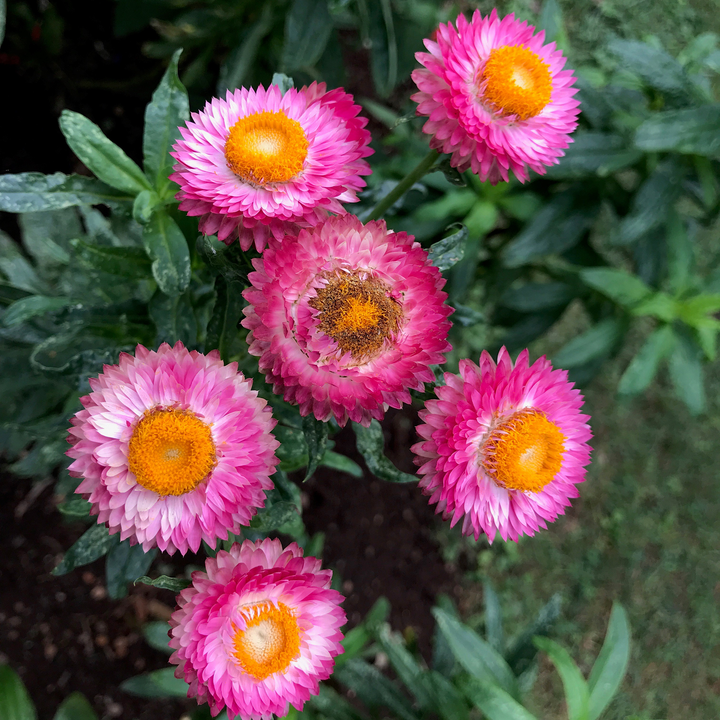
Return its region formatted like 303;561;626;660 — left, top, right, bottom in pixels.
309;274;402;359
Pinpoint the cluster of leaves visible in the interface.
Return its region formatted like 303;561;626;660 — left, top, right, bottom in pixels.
360;3;720;414
117;589;632;720
111;0;442;104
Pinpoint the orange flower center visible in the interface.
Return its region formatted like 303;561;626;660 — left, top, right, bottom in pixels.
127;408;216;496
481;45;552;120
482;409;565;493
232;602;302;681
309;273;403;359
225;110;308;185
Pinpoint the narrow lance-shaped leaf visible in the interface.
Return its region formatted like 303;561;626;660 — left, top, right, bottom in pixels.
142;210;191;297
460;678;537;720
587;603;631;720
302;415;329;481
534;637;589;720
143;49;189;198
135;575;192;593
0;173;133;213
2;296;72;327
53;692;98;720
353;420;417;483
59;110;152;195
282;0;333;72
106;539;157;599
120;668;189;698
428;224;468;272
53;524;114;576
432;608;520;700
668;334;706;415
618;325;676;396
635;104;720;156
0;664;37;720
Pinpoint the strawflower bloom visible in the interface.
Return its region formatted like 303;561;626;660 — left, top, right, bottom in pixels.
66;342;279;555
242;214;452;426
170;538;345;720
413;348;591;542
170;82;372;251
412;10;580;183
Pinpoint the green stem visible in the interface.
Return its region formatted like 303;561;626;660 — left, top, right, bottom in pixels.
366;149;440;221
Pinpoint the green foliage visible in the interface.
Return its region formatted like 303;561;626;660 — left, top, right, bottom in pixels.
353;420;417;483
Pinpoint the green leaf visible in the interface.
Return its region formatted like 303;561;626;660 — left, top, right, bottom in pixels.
59;110;152;195
632;293;678;322
607;39;690;97
205;275;245;362
534;637;589;720
426;671;469;720
302;415;329;481
135;575;191;593
0;235;48;295
0;0;6;49
0;665;36;720
53;524;114;576
553;318;625;369
677;294;720;327
334;659;418;720
428;224;468;272
666;210;693;294
106;539;157;599
142;210;191;297
149;290;197;347
544;133;641;179
70;239;152;279
282;0;334;72
500;282;576;312
484;581;504;654
587;604;631;720
120;668;189;698
364;595;391;633
579;268;652;308
618;325;676;396
2;296;72;326
635;105;720;156
337;626;370;666
271;73;295;96
250;500;298;531
376;624;435;710
143;50;189;197
537;0;566;47
668;335;706;415
53;692;98;720
367;0;398;97
432;608;520;700
503;193;597;267
0;173;133;213
275;424;309;472
19;209;77;266
320;450;363;478
461;678;537;720
132;189;160;224
353;420;417;483
615;162;684;246
57;496;92;518
142;621;173;655
218;7;274;93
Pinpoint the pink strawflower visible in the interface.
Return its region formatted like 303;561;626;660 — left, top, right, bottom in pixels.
413;349;591;542
170;82;372;251
412;10;580;183
169;538;345;720
66;342;279;555
242;215;452;427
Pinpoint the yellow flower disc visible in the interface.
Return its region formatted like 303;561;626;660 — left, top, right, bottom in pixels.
482;409;565;493
310;274;403;360
225;110;309;185
481;45;552;120
232;602;302;681
128;408;216;496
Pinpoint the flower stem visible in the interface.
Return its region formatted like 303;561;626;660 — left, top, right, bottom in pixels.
366;149;440;221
